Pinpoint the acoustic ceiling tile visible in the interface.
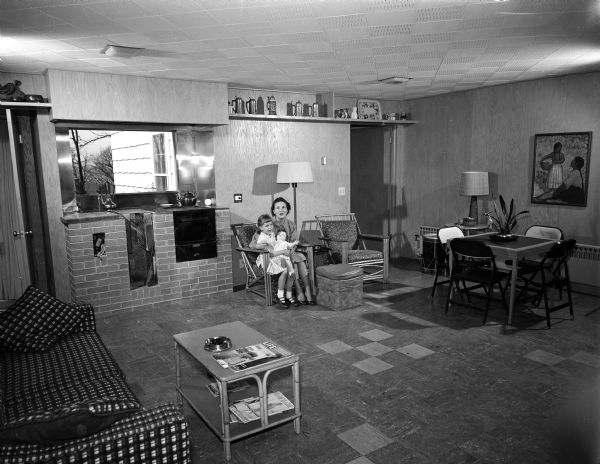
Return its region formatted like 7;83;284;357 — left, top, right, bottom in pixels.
301;51;338;61
136;0;207;14
415;5;466;22
282;31;329;43
199;37;249;49
293;42;335;54
318;14;368;30
204;7;266;24
262;3;319;21
368;23;413;37
410;32;455;44
266;53;305;63
450;39;489;50
269;18;322;34
85;1;153;19
412;20;463;35
243;34;289;47
142;29;193;44
454;28;501;42
255;44;299;56
114;16;176;33
327;27;370;42
373;45;411;56
441;55;478;65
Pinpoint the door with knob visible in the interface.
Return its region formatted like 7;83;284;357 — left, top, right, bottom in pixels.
1;110;51;299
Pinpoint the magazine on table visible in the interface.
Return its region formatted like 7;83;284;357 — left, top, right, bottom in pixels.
212;341;291;371
228;391;294;423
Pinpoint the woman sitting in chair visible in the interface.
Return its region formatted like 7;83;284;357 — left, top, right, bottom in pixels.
251;197;315;305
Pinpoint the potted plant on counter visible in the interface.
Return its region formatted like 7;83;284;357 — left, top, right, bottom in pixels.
485;195;529;242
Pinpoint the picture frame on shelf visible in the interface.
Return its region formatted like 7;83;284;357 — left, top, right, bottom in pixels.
356;99;381;120
531;131;591;207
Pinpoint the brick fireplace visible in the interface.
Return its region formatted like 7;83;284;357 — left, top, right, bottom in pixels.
61;208;232;313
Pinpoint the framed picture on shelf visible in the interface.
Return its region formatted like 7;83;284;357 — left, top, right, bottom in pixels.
530;131;591;207
357;99;381;120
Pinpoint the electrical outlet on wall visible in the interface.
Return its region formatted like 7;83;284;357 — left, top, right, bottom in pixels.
338;186;345;196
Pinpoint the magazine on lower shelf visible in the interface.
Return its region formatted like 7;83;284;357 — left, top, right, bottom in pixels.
212;341;291;371
228;391;294;424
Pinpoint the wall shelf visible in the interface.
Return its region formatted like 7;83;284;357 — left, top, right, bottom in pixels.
229;113;416;126
0;101;51;109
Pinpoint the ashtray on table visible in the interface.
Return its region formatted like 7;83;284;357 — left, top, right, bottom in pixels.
204;336;232;352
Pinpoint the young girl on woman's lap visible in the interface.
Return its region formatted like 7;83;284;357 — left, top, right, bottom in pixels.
253;214;297;308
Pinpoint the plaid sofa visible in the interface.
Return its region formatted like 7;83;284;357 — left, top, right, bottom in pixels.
0;287;190;464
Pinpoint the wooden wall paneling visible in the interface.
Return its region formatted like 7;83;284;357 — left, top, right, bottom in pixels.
402;72;600;258
35;112;69;300
0;72;48;97
46;69;228;125
214;119;350;287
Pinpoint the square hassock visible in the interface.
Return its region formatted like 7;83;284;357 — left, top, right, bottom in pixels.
316;264;363;311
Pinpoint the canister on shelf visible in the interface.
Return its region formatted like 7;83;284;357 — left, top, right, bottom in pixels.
295;100;302;117
312;102;319;117
267;96;277;115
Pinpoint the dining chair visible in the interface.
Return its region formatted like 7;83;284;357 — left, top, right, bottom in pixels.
515;239;576;328
446;238;509;325
431;226;464;297
503;224;564;269
525;225;564;240
315;213;389;283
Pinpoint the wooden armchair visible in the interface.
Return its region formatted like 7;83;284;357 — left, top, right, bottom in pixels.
315;213;389;283
231;223;275;306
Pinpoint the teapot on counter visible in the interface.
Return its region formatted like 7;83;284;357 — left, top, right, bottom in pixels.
179;192;197;207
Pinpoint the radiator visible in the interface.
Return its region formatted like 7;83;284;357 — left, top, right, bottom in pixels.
570;244;600;296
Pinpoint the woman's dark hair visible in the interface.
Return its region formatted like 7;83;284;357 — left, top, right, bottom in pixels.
554;142;562;150
573;156;584;169
257;214;273;227
271;197;291;216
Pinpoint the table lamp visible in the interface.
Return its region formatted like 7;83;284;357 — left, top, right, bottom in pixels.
276;161;314;226
459;171;489;223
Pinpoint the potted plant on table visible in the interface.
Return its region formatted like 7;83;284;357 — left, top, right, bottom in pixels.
485;195;529;242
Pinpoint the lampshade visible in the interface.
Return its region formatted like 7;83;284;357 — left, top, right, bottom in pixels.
459;171;489;196
276;162;314;184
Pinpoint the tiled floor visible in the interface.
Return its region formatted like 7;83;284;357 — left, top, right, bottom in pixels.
96;260;600;464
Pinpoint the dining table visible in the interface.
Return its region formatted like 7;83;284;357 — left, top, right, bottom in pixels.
456;233;556;325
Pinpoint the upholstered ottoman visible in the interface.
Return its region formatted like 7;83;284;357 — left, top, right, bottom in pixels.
316;264;363;311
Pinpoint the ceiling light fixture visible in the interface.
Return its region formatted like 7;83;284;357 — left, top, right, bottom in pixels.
100;44;144;58
378;76;412;85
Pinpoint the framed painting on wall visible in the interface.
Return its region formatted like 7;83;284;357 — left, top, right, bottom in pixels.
531;132;591;207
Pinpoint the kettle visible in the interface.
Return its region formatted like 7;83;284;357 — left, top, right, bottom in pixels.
233;97;243;114
246;98;257;114
180;192;197;207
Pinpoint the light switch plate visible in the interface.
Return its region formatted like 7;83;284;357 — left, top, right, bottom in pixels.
338;187;345;196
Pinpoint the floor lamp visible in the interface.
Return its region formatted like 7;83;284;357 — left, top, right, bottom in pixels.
276;161;314;226
459;171;489;223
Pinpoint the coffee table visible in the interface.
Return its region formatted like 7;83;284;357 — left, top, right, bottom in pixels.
173;321;301;461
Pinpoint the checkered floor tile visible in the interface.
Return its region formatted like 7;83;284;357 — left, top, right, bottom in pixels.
523;349;566;366
318;340;354;355
352;357;394;375
568;350;600;368
359;329;393;341
356;342;394;357
398;343;435;359
337;423;394;455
